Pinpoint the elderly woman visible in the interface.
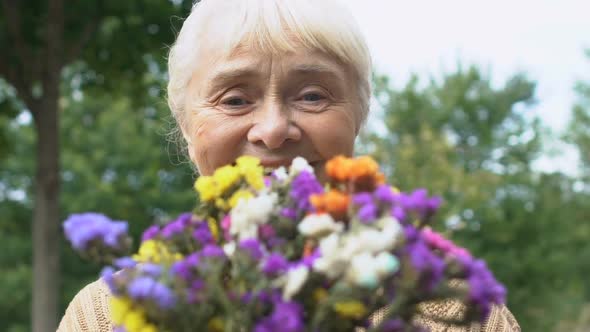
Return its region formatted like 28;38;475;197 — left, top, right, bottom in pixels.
58;0;520;331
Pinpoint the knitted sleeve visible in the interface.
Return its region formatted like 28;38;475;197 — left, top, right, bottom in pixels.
57;280;113;332
367;300;521;332
58;280;520;332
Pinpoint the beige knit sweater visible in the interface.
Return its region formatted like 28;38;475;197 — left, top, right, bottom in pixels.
57;280;520;332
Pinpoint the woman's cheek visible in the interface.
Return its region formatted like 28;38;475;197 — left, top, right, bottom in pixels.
302;110;357;158
191;111;250;175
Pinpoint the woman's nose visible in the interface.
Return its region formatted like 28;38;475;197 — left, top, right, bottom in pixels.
247;99;302;150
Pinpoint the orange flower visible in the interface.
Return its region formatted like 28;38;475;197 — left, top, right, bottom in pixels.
325;155;386;189
325;155;354;182
310;190;349;218
350;156;380;180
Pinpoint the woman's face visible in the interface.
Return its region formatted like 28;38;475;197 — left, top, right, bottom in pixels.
182;43;361;181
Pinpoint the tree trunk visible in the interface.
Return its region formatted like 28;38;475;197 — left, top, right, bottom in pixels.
31;98;60;332
31;0;64;329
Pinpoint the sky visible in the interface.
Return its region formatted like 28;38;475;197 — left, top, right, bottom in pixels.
340;0;590;175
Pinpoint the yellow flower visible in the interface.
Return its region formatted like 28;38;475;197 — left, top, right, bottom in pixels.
123;309;147;331
236;156;265;190
333;300;367;319
195;176;218;202
207;317;224;332
207;217;220;241
228;189;253;208
215;198;229;211
133;240;182;263
244;169;264;190
111;296;133;325
236;155;260;171
139;324;158;332
213;165;241;194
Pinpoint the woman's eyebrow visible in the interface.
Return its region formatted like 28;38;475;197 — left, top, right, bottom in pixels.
209;68;260;84
203;66;261;95
289;63;343;80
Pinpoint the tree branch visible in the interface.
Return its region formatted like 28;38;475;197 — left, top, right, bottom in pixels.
65;17;101;64
0;53;34;109
1;0;33;65
1;0;37;109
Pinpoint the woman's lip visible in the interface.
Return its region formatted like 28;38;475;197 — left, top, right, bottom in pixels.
260;159;294;168
259;158;321;168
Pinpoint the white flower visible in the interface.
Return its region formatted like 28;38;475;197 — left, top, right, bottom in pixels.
230;192;278;240
345;252;399;288
272;166;288;181
223;242;236;257
283;265;309;300
374;252;400;277
346;252;379;288
289;156;314;176
313;233;348;278
297;213;343;237
354;228;397;254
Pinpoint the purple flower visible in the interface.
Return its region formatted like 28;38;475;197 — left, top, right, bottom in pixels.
100;266;117;293
193;221;214;245
352;192;373;206
239;238;264;260
128;276;176;309
128;276;156;300
391;206;406;222
200;244;226;259
151;282;176;309
299;249;321;269
290;171;323;213
405;238;445;292
264;176;273;187
393;189;442;222
280;208;297;220
63;213;128;250
378;319;405;332
262;253;288;276
172;253;200;280
374;185;396;204
358;203;378;224
161;213;193;238
113;257;136;269
255;300;304;332
464;259;506;320
353;192;379;223
139;263;162;278
141;225;160;242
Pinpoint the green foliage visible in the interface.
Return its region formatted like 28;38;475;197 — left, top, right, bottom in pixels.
0;79;197;330
360;65;590;331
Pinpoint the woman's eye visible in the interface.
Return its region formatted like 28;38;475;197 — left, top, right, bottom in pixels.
303;94;323;102
301;93;325;102
223;98;249;106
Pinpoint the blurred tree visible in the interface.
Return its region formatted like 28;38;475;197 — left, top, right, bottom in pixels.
0;66;197;330
360;65;589;330
565;50;590;181
0;0;193;330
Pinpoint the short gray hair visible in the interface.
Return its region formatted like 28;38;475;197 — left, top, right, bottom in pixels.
167;0;372;128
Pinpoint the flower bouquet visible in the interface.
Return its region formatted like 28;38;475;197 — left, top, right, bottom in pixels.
63;156;505;332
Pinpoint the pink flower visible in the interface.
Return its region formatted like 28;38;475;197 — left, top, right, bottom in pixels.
221;215;232;241
422;228;471;259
